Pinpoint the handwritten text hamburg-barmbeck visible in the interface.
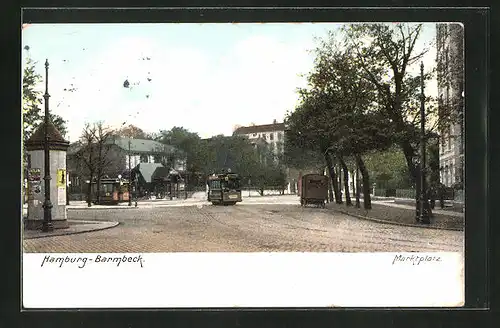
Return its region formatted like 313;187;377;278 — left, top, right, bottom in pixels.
392;254;442;265
41;255;145;268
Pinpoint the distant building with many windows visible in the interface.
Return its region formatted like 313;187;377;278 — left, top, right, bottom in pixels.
436;23;464;188
232;119;286;157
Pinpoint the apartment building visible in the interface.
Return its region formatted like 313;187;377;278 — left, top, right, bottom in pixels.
436;23;465;188
232;119;286;157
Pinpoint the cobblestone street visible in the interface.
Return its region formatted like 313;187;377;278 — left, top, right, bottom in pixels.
23;196;464;253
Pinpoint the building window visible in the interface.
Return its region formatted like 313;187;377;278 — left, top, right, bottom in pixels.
253;133;257;137
263;134;267;140
278;132;283;141
154;155;162;163
444;165;449;186
140;154;149;163
270;133;274;141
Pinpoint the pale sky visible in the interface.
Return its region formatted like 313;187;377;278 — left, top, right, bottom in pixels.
21;23;437;143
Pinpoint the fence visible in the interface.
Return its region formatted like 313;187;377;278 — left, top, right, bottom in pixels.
370;188;416;199
454;189;464;203
396;189;417;199
245;186;293;196
374;188;387;197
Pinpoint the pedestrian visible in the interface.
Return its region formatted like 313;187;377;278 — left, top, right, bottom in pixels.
438;183;445;209
429;183;436;209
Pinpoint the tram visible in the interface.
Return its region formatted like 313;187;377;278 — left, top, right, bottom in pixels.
300;173;328;208
91;178;131;205
207;171;242;205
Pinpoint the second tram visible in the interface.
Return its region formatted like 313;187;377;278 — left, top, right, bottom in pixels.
207;172;242;205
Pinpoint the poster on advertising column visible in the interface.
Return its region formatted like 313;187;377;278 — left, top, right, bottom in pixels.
57;169;66;205
57;187;66;205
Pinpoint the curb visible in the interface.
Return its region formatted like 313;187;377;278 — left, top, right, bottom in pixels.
23;221;120;239
67;206;140;210
333;209;464;232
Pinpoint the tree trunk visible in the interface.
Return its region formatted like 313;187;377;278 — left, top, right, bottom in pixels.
337;165;343;203
400;139;421;220
355;165;361;208
324;152;342;203
87;172;94;207
96;170;102;204
328;177;334;203
350;168;356;199
355;154;371;210
339;156;352;206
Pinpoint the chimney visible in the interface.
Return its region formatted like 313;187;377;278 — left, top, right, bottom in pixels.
273;119;277;124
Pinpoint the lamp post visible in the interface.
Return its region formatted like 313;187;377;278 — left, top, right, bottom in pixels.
42;59;53;232
128;138;132;206
66;177;71;205
413;156;421;221
419;62;431;224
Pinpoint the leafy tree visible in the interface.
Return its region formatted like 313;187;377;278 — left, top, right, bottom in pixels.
287;38;395;209
114;124;148;139
72;122;119;205
364;146;411;190
158;127;206;186
22;56;68;179
341;23;440;214
93;122;115;204
75;123;97;206
22;57;68;143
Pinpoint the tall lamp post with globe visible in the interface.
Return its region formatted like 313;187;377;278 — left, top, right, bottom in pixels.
128;138;133;206
42;59;54;232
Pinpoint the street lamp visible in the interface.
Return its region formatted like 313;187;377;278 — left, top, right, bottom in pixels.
128;138;132;206
66;177;71;205
42;59;53;232
419;62;431;224
412;156;421;221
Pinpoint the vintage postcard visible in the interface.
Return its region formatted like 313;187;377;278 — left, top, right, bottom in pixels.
21;20;465;308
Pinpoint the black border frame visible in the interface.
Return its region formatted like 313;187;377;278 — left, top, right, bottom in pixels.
5;5;492;327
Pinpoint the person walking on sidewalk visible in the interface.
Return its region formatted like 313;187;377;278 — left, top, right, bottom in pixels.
438;182;446;209
429;183;437;210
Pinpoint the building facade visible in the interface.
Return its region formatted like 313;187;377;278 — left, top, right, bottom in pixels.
66;136;185;197
436;23;465;188
234;120;295;192
233;120;286;158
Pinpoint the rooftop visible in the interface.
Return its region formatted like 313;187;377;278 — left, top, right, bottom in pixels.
233;122;285;135
25;121;70;150
136;163;167;183
67;136;179;155
108;137;176;154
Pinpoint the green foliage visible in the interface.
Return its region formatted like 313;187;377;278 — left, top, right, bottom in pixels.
159;126;203;175
341;23;440;183
23;57;43;142
114;124;148;139
364;147;413;189
22;57;68;143
158;128;284;189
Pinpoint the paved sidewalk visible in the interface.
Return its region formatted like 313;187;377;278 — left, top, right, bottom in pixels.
23;220;119;239
328;198;464;231
371;200;464;218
